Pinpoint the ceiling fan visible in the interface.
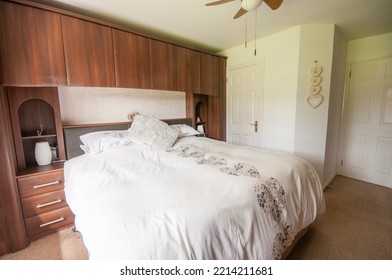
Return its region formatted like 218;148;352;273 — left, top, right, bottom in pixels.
206;0;283;19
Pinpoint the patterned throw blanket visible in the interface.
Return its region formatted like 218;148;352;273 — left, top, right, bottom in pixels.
170;144;294;259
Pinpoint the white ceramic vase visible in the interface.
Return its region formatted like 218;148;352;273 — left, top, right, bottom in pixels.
35;141;52;166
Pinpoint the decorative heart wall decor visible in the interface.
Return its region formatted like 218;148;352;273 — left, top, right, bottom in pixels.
307;94;323;109
309;85;321;95
306;61;324;109
310;66;322;77
310;76;322;86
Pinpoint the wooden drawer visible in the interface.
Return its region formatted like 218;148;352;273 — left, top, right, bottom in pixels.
17;170;64;199
24;207;74;241
21;189;68;218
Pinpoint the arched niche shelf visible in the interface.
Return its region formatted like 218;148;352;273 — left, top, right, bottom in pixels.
18;99;56;137
194;94;209;136
18;99;57;166
7;87;65;169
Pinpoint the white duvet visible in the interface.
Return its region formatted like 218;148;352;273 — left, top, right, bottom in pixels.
64;136;325;260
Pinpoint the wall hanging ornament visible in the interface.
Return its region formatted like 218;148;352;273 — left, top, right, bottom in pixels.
306;60;324;109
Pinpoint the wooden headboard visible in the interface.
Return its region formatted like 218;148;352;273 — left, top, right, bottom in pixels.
62;118;192;159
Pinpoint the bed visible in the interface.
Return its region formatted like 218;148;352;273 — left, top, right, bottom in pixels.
63;114;325;260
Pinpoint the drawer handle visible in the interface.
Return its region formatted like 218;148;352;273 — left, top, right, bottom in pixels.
33;181;60;189
36;199;63;209
39;217;65;228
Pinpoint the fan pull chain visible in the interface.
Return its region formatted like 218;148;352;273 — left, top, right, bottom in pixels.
245;13;248;48
254;9;257;56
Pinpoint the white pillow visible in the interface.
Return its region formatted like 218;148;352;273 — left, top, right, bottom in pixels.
128;114;179;149
79;130;133;154
171;124;201;138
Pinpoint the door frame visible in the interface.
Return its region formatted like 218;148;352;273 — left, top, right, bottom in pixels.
226;60;265;147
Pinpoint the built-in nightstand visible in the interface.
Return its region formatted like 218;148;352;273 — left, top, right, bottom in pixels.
16;164;74;242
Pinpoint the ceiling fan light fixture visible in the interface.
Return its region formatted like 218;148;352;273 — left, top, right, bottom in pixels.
241;0;263;11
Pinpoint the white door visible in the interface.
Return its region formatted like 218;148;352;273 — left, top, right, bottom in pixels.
227;62;264;147
342;57;392;188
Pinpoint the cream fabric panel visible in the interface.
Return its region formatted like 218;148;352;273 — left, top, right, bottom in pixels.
58;87;186;125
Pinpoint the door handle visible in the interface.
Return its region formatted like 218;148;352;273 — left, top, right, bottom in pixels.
249;120;258;132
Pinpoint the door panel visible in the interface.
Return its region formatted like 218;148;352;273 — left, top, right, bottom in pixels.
381;86;392;124
227;62;264;147
349;134;368;169
342;57;392;188
375;137;392;174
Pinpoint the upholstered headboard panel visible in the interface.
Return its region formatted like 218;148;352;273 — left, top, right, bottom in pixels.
63;118;192;159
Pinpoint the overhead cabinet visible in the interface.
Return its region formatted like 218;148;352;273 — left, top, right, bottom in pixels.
0;1;226;95
61;15;116;87
0;1;67;86
113;29;151;89
175;45;194;93
198;53;220;96
150;39;202;92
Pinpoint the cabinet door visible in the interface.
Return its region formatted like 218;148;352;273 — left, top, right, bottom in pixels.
61;15;115;87
192;51;201;94
210;57;227;140
149;39;178;91
113;29;151;89
199;53;220;96
150;40;194;92
176;46;196;93
0;1;66;86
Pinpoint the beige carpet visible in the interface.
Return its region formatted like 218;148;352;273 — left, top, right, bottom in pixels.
1;175;391;260
288;176;392;260
0;227;88;260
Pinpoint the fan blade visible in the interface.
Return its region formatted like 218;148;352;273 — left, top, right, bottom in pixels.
205;0;236;6
263;0;283;10
233;7;247;19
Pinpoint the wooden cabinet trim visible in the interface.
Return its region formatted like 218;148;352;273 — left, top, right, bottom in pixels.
0;87;28;255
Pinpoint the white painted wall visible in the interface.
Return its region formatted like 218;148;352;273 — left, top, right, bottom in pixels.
346;32;392;62
264;28;300;154
323;28;347;185
221;24;344;187
294;25;339;186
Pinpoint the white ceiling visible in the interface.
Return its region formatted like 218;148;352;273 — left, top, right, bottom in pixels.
31;0;392;53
